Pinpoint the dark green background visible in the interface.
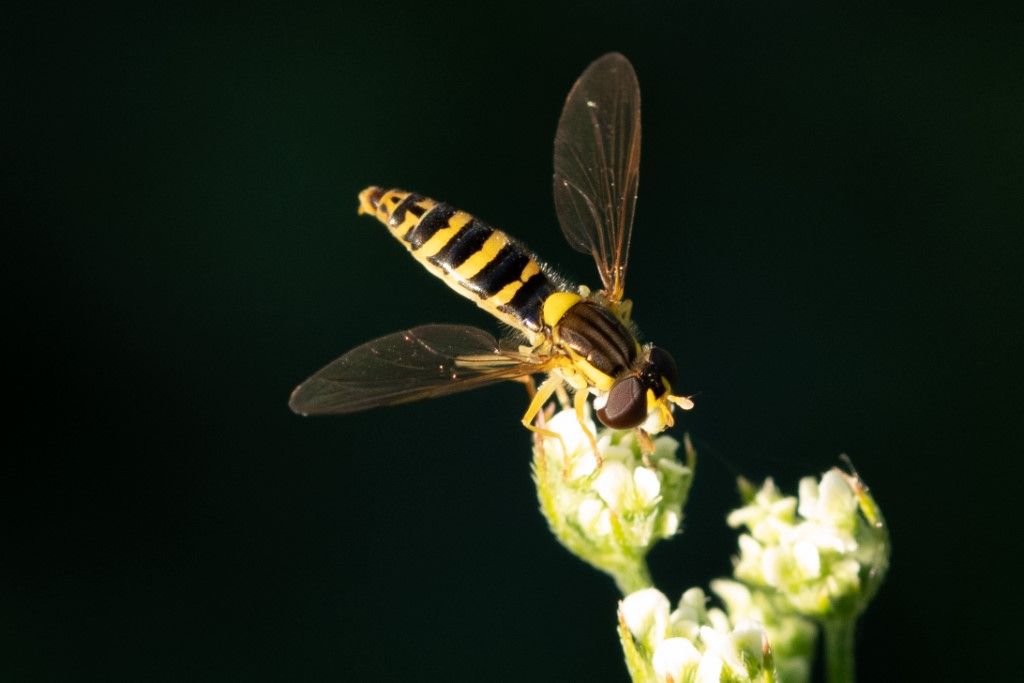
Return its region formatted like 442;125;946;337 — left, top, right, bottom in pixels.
7;2;1021;681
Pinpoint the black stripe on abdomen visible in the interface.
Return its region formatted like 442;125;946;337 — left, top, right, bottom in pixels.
466;246;530;297
500;272;553;332
387;193;425;229
403;203;455;250
429;220;493;269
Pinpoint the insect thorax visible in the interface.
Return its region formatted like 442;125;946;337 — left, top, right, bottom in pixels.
553;299;639;388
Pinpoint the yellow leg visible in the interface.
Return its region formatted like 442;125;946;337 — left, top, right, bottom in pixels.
660;401;675;429
555;383;572;410
635;428;655;467
515;375;545;448
516;375;537;400
521;375;567;458
573;388;602;467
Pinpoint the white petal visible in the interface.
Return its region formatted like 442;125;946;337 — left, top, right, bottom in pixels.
679;587;707;611
726;506;757;529
797;476;819;519
576;497;604;530
672;587;707;631
620;589;671;643
699;625;745;676
544;408;596;458
652;637;701;681
769;496;799;520
660;510;680;536
731;620;767;666
709;579;753;616
760;547;784;587
792;521;854;553
695;652;723;683
593;461;632;508
755;478;781;504
793;540;822;579
706;607;731;633
817;470;857;524
567;450;599;480
633;467;662;506
737;534;762;557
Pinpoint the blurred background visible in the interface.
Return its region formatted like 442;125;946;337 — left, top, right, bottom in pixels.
6;1;1021;680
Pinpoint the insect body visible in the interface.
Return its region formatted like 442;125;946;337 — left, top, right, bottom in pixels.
290;53;693;450
356;187;558;336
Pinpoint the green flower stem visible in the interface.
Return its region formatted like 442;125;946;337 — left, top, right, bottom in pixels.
823;617;855;683
611;558;653;595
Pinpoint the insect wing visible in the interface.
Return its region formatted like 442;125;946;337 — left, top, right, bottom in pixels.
553;52;641;302
289;324;551;415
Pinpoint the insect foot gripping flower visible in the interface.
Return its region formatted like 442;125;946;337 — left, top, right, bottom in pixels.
617;587;778;683
532;408;694;595
727;468;889;683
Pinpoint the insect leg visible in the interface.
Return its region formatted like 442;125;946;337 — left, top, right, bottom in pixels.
573;389;602;467
521;374;568;459
635;428;655;466
516;375;551;448
555;383;572;410
659;401;675;429
516;375;537;400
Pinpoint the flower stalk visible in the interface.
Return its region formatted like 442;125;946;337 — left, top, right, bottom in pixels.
824;617;855;683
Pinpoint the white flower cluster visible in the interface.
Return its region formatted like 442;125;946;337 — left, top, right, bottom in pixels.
727;470;888;620
533;408;693;592
618;587;776;683
711;579;815;683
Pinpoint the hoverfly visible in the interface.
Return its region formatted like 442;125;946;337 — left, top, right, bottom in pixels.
289;53;693;454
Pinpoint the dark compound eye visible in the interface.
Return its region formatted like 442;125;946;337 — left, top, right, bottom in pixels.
597;376;648;429
648;346;678;387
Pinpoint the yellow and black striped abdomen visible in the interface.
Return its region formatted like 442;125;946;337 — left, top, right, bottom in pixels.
358;186;564;335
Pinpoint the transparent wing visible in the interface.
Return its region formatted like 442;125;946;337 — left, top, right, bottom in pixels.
288;324;553;415
553;52;641;302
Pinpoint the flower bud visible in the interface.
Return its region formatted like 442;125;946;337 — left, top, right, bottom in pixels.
727;468;889;621
712;579;816;683
532;408;694;593
618;587;777;683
